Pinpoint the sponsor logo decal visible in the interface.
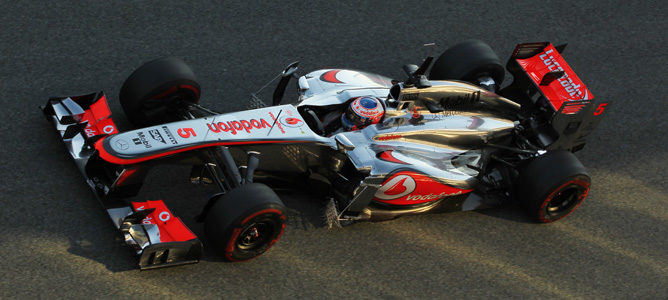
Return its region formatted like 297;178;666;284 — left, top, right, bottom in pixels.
135;205;163;224
207;118;272;135
158;211;171;222
161;126;178;144
539;49;585;99
132;132;152;148
405;191;463;201
84;127;97;137
115;139;129;150
149;129;166;144
131;200;196;242
268;111;285;134
374;175;416;200
439;91;481;112
279;116;304;128
102;125;115;134
83;122;116;138
374;171;472;205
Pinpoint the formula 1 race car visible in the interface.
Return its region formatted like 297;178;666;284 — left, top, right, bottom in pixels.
42;41;609;269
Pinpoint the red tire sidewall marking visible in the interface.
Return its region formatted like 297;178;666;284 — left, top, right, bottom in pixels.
538;178;590;223
150;86;179;100
224;228;243;261
224;208;286;262
150;84;200;101
179;84;200;99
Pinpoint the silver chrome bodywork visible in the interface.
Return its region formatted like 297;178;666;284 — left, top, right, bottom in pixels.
102;104;333;158
291;69;520;219
101;69;516;195
295;69;517;190
42;68;523;266
52;69;520;225
41;42;607;269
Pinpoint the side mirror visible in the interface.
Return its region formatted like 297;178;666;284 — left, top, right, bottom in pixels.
273;61;300;106
281;61;299;77
403;43;435;89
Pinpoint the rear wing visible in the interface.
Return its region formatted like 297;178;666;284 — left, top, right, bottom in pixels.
505;42;611;151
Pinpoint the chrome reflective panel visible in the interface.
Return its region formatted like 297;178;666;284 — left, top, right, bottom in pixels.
291;75;519;193
397;81;521;114
333;110;515;189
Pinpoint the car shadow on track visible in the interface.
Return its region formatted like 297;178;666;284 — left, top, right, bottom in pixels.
64;193;329;271
66;236;139;272
64;190;534;271
475;202;536;224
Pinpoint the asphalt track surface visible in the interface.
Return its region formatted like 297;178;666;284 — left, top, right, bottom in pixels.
1;1;666;299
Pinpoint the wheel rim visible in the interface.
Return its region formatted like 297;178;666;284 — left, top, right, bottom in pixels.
542;180;589;221
236;221;275;251
546;186;580;214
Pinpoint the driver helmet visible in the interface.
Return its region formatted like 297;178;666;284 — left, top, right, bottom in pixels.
341;96;384;131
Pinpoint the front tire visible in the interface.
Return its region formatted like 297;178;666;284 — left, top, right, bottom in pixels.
514;151;591;223
204;183;286;261
120;57;201;126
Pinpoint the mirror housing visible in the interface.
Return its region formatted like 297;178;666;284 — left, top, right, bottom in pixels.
273;61;300;106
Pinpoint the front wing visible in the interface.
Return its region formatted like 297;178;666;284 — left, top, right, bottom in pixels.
41;92;202;270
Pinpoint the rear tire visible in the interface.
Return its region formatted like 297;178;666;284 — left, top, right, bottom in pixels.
204;183;286;261
429;40;505;85
514;151;591;223
120;57;201;126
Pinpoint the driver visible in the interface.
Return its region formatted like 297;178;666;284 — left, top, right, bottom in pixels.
341;96;384;131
